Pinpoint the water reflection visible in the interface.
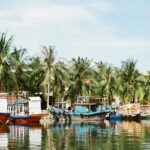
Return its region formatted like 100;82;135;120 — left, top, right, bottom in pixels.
0;120;150;149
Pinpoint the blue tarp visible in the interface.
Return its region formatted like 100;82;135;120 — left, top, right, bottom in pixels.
75;106;87;113
53;107;63;114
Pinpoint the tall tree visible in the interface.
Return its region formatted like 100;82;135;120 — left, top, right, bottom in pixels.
0;32;17;92
119;59;140;103
67;57;92;100
141;72;150;103
27;56;45;95
95;61;116;103
10;47;28;96
42;46;55;109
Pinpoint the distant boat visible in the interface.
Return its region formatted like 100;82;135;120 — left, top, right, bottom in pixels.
118;103;141;121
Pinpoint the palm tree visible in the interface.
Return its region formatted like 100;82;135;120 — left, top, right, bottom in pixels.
51;60;68;101
67;57;93;101
27;56;45;95
141;72;150;103
42;46;68;108
42;46;55;109
119;59;141;103
10;47;28;96
0;32;17;92
95;61;116;103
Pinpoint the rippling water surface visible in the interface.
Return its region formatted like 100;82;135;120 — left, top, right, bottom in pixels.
1;120;150;150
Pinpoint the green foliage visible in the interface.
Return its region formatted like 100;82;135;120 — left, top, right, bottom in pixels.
1;32;150;104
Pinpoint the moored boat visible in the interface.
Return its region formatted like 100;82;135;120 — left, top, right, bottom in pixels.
9;97;49;125
49;96;108;122
118;103;141;121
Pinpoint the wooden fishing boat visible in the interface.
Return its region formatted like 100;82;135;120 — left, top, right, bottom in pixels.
49;96;108;122
8;97;49;125
49;107;107;122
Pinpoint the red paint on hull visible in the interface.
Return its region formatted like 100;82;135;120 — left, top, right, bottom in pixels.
10;114;49;125
0;113;9;124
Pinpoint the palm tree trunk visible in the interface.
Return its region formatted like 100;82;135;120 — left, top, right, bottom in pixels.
47;81;50;110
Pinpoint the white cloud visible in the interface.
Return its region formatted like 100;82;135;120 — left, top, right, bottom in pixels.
0;3;95;28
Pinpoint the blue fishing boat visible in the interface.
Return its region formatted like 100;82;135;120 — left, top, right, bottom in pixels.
49;96;108;122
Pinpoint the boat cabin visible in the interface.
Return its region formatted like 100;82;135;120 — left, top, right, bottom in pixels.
29;97;41;115
55;101;71;110
0;98;8;113
7;97;42;116
73;96;105;113
7;100;28;115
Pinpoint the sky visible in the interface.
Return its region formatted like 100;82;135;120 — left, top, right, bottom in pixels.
0;0;150;72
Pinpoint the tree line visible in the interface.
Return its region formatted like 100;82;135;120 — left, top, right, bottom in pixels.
0;32;150;104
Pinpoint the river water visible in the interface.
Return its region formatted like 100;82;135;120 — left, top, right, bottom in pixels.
0;120;150;150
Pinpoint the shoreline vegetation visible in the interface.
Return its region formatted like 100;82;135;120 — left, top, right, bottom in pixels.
0;32;150;106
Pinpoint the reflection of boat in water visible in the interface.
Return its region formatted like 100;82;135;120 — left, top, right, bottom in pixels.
52;121;107;134
8;124;42;149
0;113;9;124
49;96;108;122
0;124;9;133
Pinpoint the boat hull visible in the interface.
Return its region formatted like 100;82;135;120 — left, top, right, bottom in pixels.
10;114;49;125
51;110;107;122
0;113;9;124
107;114;122;120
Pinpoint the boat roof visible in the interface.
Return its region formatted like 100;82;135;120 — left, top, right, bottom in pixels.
55;101;68;104
73;103;98;106
77;96;104;100
8;101;27;106
29;96;41;101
